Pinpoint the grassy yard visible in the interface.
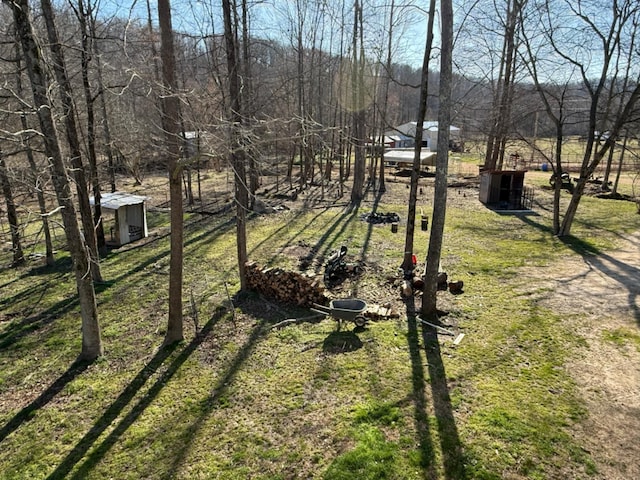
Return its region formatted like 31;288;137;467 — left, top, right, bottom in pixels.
0;167;638;479
461;136;640;175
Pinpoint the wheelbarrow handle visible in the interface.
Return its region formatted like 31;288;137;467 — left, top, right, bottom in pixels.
310;304;331;315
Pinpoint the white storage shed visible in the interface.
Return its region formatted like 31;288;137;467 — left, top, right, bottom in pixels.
91;192;148;247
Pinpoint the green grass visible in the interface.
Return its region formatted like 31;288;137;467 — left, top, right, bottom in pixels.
602;328;640;352
0;172;638;479
323;426;403;480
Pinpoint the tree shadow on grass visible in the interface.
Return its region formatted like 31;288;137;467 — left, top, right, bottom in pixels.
405;298;437;478
558;236;640;326
583;251;640;326
247;187;352;269
45;309;227;480
349;187;387;298
0;295;77;353
0;257;71;311
312;205;362;271
0;359;89;444
0;217;234;354
106;215;236;285
405;297;467;479
517;214;640;326
156;294;365;477
421;321;467;479
159;307;272;479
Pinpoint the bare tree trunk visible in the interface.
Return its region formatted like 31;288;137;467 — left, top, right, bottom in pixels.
223;0;249;290
484;0;523;171
147;0;162;84
77;0;106;255
520;15;566;235
601;141;615;191
25;147;55;266
377;0;397;194
14;40;54;265
422;0;453;318
402;0;436;272
9;0;102;361
21;130;55;266
559;84;640;236
0;149;25;266
241;0;259;204
552;128;563;235
350;0;366;205
41;0;103;282
612;136;628;194
90;14;117;193
158;0;184;345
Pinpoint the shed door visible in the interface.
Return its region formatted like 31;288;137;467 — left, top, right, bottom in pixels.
499;174;511;202
127;205;144;241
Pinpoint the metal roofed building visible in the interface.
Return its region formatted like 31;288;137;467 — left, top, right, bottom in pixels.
90;192;149;246
384;122;462;150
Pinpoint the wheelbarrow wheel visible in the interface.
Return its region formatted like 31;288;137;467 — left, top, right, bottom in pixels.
354;315;367;327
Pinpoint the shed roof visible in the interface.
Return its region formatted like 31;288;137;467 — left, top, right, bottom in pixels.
90;192;148;210
384;150;437;166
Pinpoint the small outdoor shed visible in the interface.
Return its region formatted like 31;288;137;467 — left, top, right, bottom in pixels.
384;149;437;168
479;170;529;210
91;192;148;246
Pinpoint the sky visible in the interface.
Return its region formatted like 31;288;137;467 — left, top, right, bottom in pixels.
94;0;431;69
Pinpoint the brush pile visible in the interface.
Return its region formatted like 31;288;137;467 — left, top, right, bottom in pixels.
360;212;400;224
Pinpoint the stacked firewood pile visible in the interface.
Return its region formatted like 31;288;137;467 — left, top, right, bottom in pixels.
245;262;328;307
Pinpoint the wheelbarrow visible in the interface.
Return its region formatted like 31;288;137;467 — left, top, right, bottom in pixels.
311;298;368;328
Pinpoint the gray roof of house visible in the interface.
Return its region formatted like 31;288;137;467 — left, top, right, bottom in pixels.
386;122;461;138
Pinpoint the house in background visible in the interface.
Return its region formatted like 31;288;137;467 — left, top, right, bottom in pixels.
90;192;149;247
384;121;462;151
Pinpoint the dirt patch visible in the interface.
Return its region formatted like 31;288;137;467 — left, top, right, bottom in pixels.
281;243;316;262
519;231;640;479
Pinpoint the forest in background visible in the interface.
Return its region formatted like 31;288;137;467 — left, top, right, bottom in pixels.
2;0;636;181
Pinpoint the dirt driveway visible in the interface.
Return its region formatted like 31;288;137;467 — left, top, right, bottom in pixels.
523;231;640;479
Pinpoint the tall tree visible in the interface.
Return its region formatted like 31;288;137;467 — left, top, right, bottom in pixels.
523;0;640;236
222;0;250;290
0;147;24;266
240;0;259;205
376;0;399;195
519;34;571;234
88;11;116;193
7;0;103;360
75;0;107;255
483;0;526;171
422;0;453;318
14;37;55;266
40;0;103;282
158;0;185;345
402;0;437;273
349;0;366;205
